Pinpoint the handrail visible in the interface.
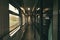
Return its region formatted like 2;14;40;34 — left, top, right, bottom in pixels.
9;23;20;31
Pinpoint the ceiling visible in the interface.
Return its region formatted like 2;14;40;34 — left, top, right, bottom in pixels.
23;0;37;8
23;0;53;8
9;0;53;11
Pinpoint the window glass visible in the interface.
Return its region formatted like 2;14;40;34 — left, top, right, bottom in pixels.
9;14;20;31
9;4;19;14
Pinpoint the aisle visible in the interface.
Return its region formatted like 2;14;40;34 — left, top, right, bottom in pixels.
21;24;34;40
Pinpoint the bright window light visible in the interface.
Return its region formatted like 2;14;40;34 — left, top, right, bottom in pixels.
43;8;49;13
9;14;20;31
9;14;20;37
9;4;19;14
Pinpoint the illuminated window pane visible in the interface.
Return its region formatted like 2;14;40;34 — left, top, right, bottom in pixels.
9;14;20;31
9;4;19;14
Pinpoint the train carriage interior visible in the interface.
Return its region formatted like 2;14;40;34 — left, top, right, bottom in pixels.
0;0;58;40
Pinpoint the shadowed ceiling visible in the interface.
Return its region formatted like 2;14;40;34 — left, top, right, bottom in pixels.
9;0;53;10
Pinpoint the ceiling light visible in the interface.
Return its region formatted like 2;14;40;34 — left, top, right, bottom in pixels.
43;8;49;13
28;8;30;10
37;8;40;10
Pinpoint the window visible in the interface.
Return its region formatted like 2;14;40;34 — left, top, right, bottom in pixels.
9;4;20;37
9;4;19;14
9;14;19;31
